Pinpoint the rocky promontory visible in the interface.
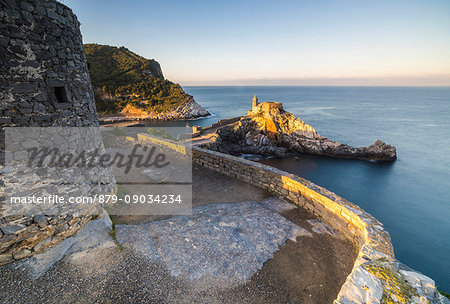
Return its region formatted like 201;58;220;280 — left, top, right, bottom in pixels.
202;97;397;161
99;96;210;123
84;44;210;121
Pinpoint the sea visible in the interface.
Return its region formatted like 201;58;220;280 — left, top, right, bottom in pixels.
149;86;450;291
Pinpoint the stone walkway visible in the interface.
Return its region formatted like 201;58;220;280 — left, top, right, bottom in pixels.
116;199;309;287
0;168;357;304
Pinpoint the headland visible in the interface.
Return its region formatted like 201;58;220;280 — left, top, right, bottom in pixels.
190;95;397;162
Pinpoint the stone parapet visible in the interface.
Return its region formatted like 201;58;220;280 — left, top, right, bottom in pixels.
130;134;448;303
189;145;448;303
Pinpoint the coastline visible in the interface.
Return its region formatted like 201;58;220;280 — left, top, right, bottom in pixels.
98;112;211;124
99;97;211;125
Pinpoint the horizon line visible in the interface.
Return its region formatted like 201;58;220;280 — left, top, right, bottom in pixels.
176;75;450;87
180;84;450;87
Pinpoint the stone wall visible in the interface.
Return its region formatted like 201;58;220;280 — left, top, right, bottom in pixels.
201;116;242;131
0;0;98;128
137;133;188;156
192;147;392;253
191;147;447;304
119;133;447;302
0;0;114;266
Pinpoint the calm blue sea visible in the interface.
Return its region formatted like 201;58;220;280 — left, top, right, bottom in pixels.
155;86;450;290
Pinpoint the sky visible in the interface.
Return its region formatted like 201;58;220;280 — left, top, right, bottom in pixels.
63;0;450;86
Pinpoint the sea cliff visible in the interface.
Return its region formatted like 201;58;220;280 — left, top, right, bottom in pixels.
84;44;210;121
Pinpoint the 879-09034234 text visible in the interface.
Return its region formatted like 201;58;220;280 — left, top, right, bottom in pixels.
8;194;184;205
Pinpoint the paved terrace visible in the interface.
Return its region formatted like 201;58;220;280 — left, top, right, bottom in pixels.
0;165;356;304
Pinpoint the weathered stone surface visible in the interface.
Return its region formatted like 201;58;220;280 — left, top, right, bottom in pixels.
0;234;18;252
12;248;32;260
33;215;47;224
21;216;114;278
0;0;100;130
399;267;450;304
338;258;450;304
17;230;51;250
33;237;52;252
0;253;14;265
54;224;69;235
116;199;306;287
11;83;38;94
1;224;26;235
335;265;383;304
17;225;40;240
0;0;114;265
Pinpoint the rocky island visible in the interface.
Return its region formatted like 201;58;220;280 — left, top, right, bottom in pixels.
200;95;397;161
84;44;210;122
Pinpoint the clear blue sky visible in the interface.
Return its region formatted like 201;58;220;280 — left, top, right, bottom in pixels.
64;0;450;86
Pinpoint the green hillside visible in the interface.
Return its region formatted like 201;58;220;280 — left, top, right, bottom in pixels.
84;44;190;114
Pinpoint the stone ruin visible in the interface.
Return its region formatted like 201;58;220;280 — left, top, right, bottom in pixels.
252;94;258;111
0;0;115;265
0;0;98;128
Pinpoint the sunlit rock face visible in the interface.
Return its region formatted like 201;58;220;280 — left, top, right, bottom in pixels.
120;96;210;120
252;102;319;138
203;97;397;161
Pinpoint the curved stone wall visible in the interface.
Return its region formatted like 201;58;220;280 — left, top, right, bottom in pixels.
191;146;447;304
0;0;98;128
124;133;448;303
0;0;113;266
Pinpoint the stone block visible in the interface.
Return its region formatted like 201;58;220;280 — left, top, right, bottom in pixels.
33;102;47;112
36;50;52;60
32;114;51;121
0;117;12;124
0;253;14;265
18;108;33;114
13;248;32;260
23;60;40;68
1;224;26;235
16;225;40;240
46;78;65;87
11;83;38;94
47;9;60;21
20;2;35;12
0;234;18;252
57;49;66;59
0;36;10;47
54;223;69;235
33;215;47;224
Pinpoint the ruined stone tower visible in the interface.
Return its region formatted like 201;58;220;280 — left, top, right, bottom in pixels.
0;0;114;265
0;0;99;128
252;94;259;112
